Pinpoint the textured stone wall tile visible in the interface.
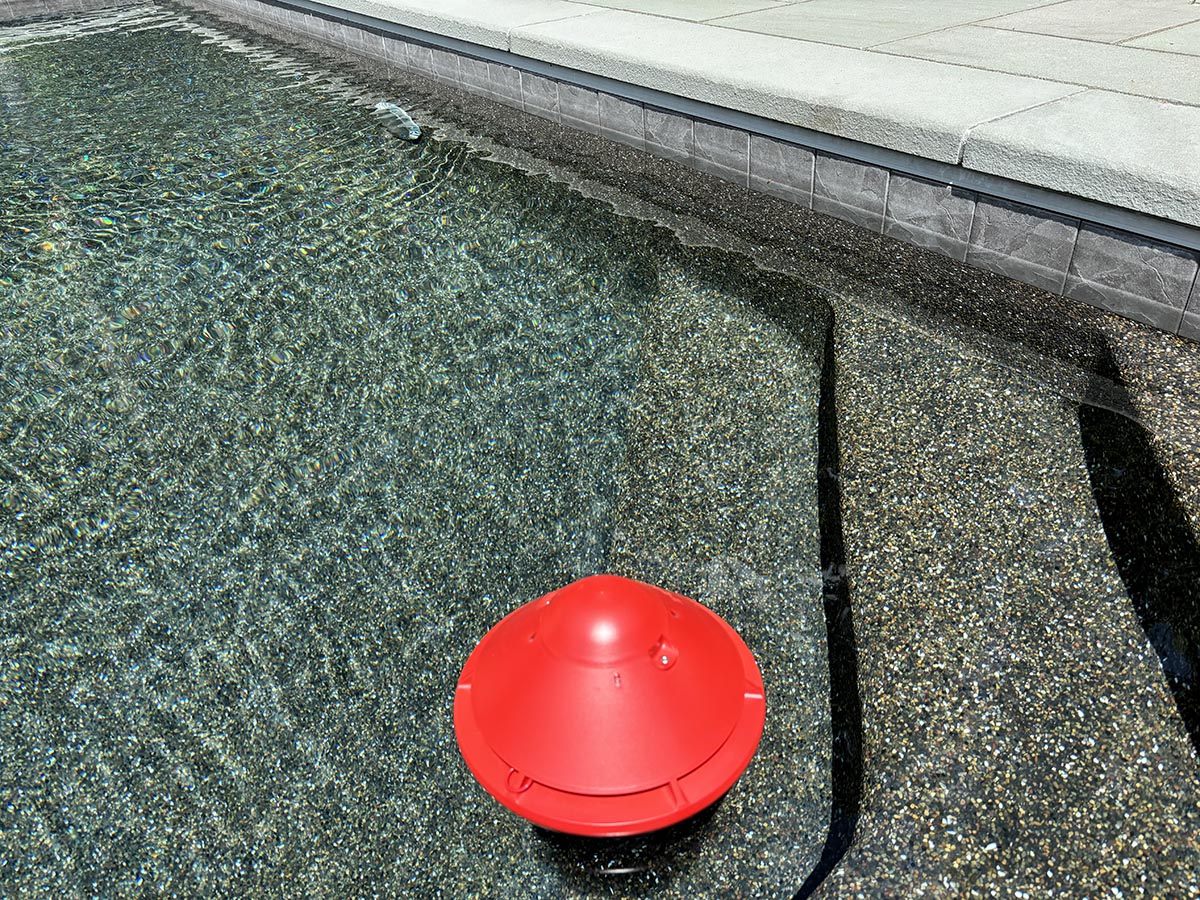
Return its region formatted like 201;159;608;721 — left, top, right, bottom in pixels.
1064;224;1196;332
429;47;459;86
967;197;1079;294
599;93;644;150
693;121;749;187
317;20;343;49
307;14;329;38
256;3;284;27
813;153;888;233
280;6;303;26
351;27;385;61
487;63;523;108
559;83;600;133
380;35;410;75
281;6;311;32
459;55;490;93
521;72;560;122
274;8;300;31
749;135;813;209
5;0;47;16
406;42;434;77
884;174;977;262
645;107;693;165
305;11;327;37
343;23;374;55
1065;224;1195;331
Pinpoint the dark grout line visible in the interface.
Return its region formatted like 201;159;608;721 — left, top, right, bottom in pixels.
1118;14;1200;45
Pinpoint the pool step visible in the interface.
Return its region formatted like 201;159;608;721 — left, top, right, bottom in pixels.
823;303;1200;897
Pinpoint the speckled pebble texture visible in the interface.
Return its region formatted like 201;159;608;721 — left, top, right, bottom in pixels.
818;308;1200;899
605;258;832;899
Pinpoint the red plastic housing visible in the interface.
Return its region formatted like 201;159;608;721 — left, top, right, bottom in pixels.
454;574;766;837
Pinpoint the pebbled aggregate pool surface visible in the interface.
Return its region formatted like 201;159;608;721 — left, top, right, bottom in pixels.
1;3;1199;899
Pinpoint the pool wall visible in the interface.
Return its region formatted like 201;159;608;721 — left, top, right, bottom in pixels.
11;0;1200;343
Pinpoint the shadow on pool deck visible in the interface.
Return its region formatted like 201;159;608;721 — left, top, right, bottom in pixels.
1080;350;1200;758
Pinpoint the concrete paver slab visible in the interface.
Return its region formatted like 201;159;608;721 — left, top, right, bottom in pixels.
1123;18;1200;54
880;24;1200;106
709;0;1053;49
980;0;1200;43
315;0;602;49
567;0;790;23
510;9;1080;162
963;89;1200;227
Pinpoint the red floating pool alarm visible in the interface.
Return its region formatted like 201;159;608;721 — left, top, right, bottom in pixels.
453;574;766;837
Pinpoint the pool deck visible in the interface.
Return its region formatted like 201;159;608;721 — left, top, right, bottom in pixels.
223;0;1200;340
320;0;1200;226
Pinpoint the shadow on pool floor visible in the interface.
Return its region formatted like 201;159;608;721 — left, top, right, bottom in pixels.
1080;349;1200;757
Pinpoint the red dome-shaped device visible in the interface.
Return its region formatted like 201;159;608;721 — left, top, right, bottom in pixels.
453;574;766;836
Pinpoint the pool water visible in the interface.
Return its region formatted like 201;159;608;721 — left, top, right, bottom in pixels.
1;4;1198;899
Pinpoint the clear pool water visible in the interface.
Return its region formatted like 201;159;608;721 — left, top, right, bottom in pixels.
1;4;1198;899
